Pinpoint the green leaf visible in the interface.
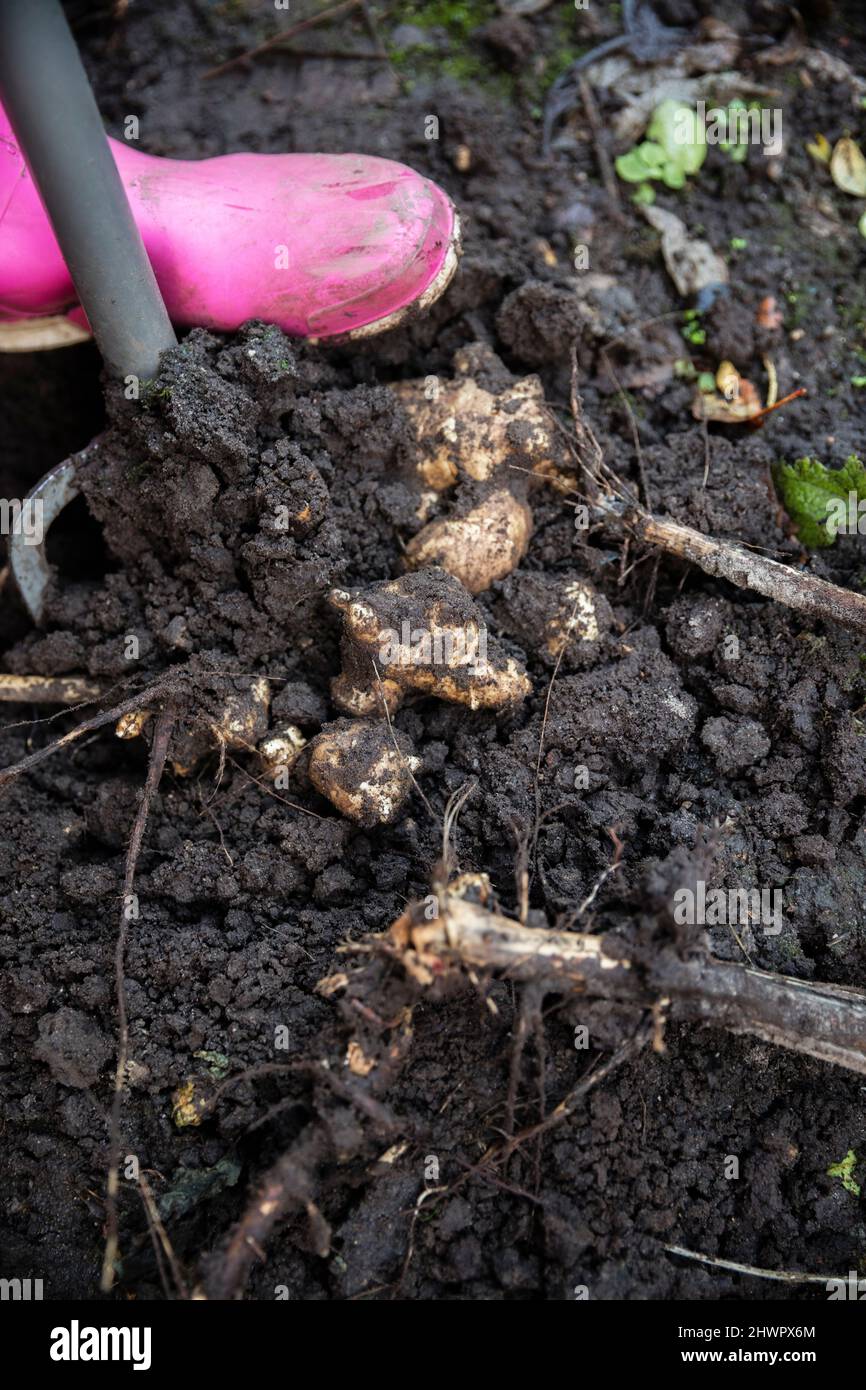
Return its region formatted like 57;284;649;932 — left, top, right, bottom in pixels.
194;1049;230;1079
158;1156;242;1221
661;163;687;189
648;98;707;176
631;181;656;206
615;148;652;182
773;454;866;548
636;140;665;168
718;100;751;163
827;1149;861;1197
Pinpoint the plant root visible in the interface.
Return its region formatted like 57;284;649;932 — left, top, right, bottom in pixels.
385;884;866;1078
206;989;414;1300
663;1245;838;1287
207;1126;333;1301
0;675;176;790
101;703;177;1292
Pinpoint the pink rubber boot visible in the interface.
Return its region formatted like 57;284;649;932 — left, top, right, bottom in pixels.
0;104;460;346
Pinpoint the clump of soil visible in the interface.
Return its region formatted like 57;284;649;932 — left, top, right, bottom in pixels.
2;0;866;1302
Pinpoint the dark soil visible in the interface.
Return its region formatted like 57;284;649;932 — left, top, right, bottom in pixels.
2;0;866;1301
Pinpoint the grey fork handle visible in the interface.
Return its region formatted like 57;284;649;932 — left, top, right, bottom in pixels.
0;0;176;381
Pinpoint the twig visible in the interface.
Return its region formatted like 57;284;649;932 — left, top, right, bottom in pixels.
0;674;103;703
561;380;866;636
137;1172;189;1299
601;349;650;508
258;45;388;61
208;1126;331;1299
441;778;476;878
202;0;362;80
197;788;234;866
748;387;807;425
578;76;622;216
225;752;325;820
664;1245;836;1287
566;374;866;639
701;414;711;489
534;594;581;782
101;704;177;1292
360;0;390;61
503;1031;647;1153
631;509;866;636
563;351;629;509
0;677;174;790
572;825;624;920
531;585;589;886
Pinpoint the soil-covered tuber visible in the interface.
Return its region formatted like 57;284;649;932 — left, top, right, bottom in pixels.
327;567;531;716
389;344;563;490
390;344;570;592
308;718;421;826
169;675;271;775
403;489;533;595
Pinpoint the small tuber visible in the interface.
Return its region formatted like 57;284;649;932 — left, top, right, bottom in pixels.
308;718;421;826
403;488;533;595
328;567;531;716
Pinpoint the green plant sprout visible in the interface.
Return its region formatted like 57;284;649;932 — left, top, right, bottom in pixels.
680;308;706;346
615;99;707;191
616;98;756;197
717;98;751;163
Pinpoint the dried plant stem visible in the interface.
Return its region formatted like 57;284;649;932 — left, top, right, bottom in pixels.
209;1128;331;1301
137;1171;188;1299
0;674;103;703
578;76;622;216
392;893;866;1078
566;367;866;637
202;0;361;79
0;677;173;790
631;510;866;635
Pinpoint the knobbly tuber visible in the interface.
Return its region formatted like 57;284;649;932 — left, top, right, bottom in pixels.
115;708;153;740
258;723;307;776
390;344;570;592
404;490;533;595
169;676;270;775
493;572;614;667
389;344;563;490
327;567;531;716
308;718;421;826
